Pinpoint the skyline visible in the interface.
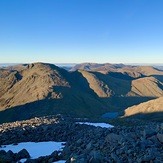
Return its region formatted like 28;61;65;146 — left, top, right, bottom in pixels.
0;0;163;64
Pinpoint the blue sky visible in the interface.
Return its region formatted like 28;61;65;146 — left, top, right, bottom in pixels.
0;0;163;64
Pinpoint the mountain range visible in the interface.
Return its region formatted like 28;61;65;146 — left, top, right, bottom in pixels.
0;62;163;123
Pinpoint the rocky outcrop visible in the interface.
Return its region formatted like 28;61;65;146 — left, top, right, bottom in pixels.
0;115;163;162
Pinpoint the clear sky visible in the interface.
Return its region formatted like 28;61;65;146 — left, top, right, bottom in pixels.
0;0;163;64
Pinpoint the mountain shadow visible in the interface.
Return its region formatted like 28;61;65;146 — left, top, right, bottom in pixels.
0;95;155;124
152;75;163;82
121;112;163;122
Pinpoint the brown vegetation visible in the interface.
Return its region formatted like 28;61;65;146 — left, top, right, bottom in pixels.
0;62;163;122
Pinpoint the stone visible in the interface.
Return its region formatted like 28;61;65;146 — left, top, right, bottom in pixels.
141;154;155;162
111;153;119;162
0;115;162;163
143;129;156;138
0;150;6;155
48;157;55;163
89;150;102;163
86;142;92;150
25;158;38;163
160;123;163;130
50;150;58;158
17;148;30;159
0;150;15;162
105;133;121;143
148;135;158;143
141;139;154;148
157;133;163;143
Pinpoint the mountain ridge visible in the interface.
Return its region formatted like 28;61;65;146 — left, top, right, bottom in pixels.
0;62;163;123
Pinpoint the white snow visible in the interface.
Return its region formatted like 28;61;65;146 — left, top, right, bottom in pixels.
76;122;114;128
0;122;113;163
19;158;27;163
0;141;65;162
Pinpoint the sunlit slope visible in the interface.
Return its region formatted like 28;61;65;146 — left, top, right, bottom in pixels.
124;97;163;120
0;63;70;110
127;77;163;97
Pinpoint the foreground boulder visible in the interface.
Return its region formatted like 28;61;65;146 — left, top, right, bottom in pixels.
0;115;163;162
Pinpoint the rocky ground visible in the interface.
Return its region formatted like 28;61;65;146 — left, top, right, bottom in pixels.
0;115;163;163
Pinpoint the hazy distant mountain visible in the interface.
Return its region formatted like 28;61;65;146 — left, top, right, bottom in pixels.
70;63;126;72
0;62;163;123
153;66;163;71
70;63;163;76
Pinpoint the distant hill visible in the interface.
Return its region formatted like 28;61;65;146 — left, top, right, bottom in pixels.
70;63;163;76
0;62;163;123
70;63;126;72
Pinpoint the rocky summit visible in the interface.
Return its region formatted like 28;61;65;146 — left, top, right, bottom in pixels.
0;115;163;162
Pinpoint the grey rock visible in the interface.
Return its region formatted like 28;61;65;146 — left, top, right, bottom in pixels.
148;135;158;143
141;154;154;162
143;129;156;138
0;150;6;155
86;142;92;150
111;153;119;162
50;150;59;158
0;116;162;163
105;133;121;143
89;150;102;163
1;150;15;162
25;158;38;163
160;123;163;130
17;148;30;159
157;133;163;143
141;139;154;148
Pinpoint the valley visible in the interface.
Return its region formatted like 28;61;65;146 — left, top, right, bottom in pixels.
0;62;163;123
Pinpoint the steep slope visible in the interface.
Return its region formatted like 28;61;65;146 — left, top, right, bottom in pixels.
0;63;70;110
123;97;163;121
128;77;163;97
0;69;21;98
78;70;113;97
80;70;131;97
78;70;163;98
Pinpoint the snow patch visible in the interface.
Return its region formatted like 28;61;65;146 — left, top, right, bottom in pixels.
76;122;114;128
53;161;66;163
0;141;65;162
